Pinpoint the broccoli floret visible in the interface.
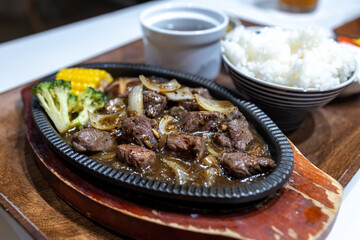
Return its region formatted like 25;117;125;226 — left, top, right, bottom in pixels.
31;80;74;133
31;80;108;133
68;93;78;113
72;87;109;127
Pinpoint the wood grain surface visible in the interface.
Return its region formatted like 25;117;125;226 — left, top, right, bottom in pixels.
23;85;343;240
0;17;359;239
334;17;360;38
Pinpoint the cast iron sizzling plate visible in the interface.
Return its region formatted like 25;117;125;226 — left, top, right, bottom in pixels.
31;63;293;204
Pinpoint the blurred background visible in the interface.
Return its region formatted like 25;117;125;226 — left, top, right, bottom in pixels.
0;0;148;43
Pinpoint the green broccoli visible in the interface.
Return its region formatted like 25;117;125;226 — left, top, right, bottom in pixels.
31;80;108;133
71;87;109;127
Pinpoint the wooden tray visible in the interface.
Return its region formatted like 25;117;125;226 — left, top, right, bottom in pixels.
22;84;343;239
23;84;342;239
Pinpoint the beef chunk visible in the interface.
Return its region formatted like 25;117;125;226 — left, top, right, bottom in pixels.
72;128;114;152
225;108;244;121
226;118;253;151
120;116;158;149
220;152;275;179
214;116;253;151
191;87;212;98
143;90;167;118
213;133;232;149
180;111;223;133
180;87;212;111
166;133;205;159
117;144;156;169
179;100;199;111
219;108;253;151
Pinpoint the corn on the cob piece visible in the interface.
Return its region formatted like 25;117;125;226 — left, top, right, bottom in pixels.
56;68;113;95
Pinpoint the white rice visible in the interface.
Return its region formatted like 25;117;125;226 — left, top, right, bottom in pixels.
221;26;357;91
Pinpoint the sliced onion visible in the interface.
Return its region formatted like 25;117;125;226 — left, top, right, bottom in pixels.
128;84;143;115
105;77;141;98
202;155;218;166
119;77;127;96
194;94;237;114
91;151;117;161
139;75;181;92
159;115;175;134
197;140;207;160
206;144;220;157
162;159;189;185
88;111;125;130
204;167;220;187
201;156;222;186
158;134;167;151
96;72;114;92
119;77;140;96
105;98;126;113
164;87;195;101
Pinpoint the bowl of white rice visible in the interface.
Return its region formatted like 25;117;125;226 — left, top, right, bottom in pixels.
221;25;358;131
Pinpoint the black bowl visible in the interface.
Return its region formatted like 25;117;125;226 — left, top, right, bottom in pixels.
31;62;293;204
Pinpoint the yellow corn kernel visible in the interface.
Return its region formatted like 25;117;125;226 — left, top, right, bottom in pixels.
56;68;113;95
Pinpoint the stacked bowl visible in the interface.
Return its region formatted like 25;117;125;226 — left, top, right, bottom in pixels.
222;55;358;131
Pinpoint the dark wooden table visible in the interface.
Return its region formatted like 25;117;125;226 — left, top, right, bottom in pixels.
0;16;359;239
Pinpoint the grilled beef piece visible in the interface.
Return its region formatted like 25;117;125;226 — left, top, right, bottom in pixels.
120;116;158;149
143;90;167;118
180;111;223;133
213;133;232;149
226;117;253;151
216;108;254;151
166;133;205;159
220;152;275;179
117;144;156;169
225;108;244;121
180;87;212;111
191;87;212;98
72;128;114;152
179;100;199;111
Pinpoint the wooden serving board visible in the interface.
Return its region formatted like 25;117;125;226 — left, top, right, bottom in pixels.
23;85;342;240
